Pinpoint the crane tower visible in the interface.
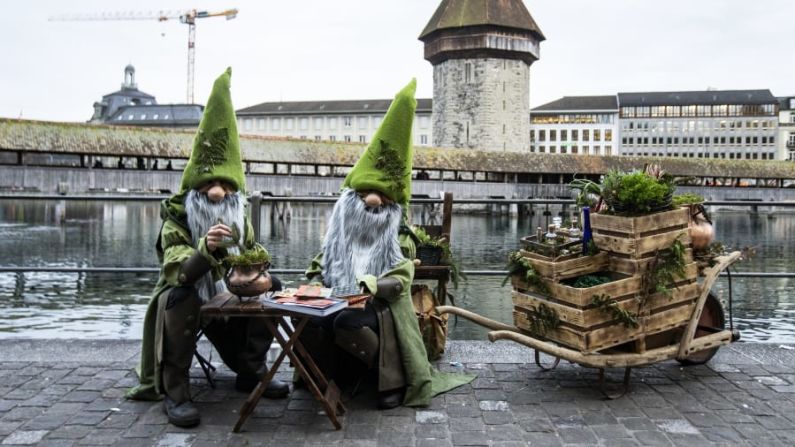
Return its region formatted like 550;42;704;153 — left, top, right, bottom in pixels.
50;8;238;104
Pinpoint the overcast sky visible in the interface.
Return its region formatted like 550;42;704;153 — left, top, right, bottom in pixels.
2;0;793;122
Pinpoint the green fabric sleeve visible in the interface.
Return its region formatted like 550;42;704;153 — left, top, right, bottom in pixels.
161;220;223;286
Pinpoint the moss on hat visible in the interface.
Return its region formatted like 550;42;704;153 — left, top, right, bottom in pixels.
179;67;246;193
343;79;417;207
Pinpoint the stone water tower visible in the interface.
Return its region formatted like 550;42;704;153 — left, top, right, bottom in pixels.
420;0;545;151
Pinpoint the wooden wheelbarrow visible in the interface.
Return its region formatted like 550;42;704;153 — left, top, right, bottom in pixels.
438;251;742;398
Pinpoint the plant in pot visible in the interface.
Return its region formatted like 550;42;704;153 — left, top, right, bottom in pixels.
412;226;465;289
220;222;273;298
600;165;676;215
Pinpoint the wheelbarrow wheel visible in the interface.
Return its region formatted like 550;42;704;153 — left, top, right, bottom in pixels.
677;292;726;366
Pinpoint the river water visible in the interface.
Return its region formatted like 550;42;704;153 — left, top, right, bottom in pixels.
0;199;793;343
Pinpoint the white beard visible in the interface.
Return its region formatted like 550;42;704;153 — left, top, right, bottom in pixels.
184;189;247;302
321;188;404;288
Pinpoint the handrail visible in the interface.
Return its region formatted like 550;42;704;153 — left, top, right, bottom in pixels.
1;193;795;207
0;266;791;278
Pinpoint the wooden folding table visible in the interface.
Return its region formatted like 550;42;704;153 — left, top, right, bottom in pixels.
201;292;346;432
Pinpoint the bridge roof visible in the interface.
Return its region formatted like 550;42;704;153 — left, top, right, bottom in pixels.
1;118;794;180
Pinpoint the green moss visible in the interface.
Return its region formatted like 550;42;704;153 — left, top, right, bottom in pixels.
564;274;613;289
225;250;270;267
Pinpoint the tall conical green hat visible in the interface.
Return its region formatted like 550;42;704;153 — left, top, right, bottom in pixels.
343;79;416;207
179;67;246;193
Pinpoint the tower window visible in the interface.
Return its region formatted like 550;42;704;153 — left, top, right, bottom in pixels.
465;63;472;83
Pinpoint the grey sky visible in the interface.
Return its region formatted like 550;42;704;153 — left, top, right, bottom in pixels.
1;0;792;122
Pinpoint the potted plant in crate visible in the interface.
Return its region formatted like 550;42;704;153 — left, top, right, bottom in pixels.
412;226;465;289
600;165;676;215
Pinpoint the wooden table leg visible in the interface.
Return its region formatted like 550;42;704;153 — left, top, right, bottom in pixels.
279;318;346;419
273;317;346;430
233;317;307;433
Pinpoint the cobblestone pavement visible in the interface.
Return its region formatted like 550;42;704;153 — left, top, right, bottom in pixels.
0;340;794;446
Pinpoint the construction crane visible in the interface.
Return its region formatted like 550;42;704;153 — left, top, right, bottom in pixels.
50;8;238;104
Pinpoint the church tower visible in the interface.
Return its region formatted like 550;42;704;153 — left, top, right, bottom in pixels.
420;0;544;151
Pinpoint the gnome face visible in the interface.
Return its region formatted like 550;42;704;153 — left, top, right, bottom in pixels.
358;189;395;213
197;180;236;203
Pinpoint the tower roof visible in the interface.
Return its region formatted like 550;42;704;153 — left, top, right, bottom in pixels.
419;0;545;40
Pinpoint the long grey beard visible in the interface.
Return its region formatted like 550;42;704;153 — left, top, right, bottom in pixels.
321;188;404;288
185;190;246;302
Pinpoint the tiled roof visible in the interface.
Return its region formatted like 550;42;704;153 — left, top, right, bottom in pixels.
237;98;433;116
532;96;618;112
419;0;545;40
1;119;793;179
108;104;203;126
618;90;777;107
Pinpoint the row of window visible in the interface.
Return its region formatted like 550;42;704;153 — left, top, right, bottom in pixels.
529;145;613;156
623;136;776;146
621;104;777;118
531;114;616;125
292;134;430;145
239;115;431;132
623;119;776;131
116;113;170;121
622;151;777;160
531;129;613;142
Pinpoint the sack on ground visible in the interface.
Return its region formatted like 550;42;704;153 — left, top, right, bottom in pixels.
411;284;448;361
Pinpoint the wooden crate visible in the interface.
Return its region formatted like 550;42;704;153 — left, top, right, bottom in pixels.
512;272;642;308
511;263;701;353
590;208;690;258
520;250;609;281
609;249;694;276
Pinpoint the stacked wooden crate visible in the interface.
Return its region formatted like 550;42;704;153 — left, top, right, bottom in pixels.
512;207;698;353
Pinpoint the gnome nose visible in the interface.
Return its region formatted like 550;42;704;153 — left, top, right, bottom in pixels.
364;192;383;208
207;184;226;203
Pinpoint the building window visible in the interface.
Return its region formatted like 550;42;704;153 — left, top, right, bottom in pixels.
153;114;159;120
344;135;351;142
549;146;556;154
343;117;352;128
359;135;366;143
329;135;336;142
419;135;427;145
272;118;281;130
594;130;601;141
328;117;337;129
244;119;252;130
314;117;323;130
258;119;266;130
572;130;578;141
539;146;545;153
419;116;430;129
464;62;472;83
285;118;294;130
550;130;557;141
357;117;368;129
605;130;612;142
530;130;535;142
314;135;322;141
299;118;308;130
582;129;589;141
538;130;545;142
561;130;568;141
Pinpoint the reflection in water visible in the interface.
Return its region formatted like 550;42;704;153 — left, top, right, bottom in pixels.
0;200;793;342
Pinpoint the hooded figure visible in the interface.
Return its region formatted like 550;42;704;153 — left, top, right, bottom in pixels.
126;68;289;427
303;79;474;409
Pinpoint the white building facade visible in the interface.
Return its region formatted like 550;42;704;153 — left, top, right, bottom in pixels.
529;96;618;156
778;97;795;161
618;90;779;160
236;99;433;147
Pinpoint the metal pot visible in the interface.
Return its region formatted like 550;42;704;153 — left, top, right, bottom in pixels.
224;262;272;297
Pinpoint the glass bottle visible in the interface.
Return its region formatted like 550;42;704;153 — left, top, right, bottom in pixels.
545;224;557;244
581;207;593;254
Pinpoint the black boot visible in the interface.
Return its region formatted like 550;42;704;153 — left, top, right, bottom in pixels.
163;396;200;427
161;287;202;426
377;388;404;410
235;375;290;398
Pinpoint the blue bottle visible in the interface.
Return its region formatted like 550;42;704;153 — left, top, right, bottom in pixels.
581;207;593;254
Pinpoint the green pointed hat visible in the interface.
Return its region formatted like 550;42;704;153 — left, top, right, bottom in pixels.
179;67;246;193
343;79;417;207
